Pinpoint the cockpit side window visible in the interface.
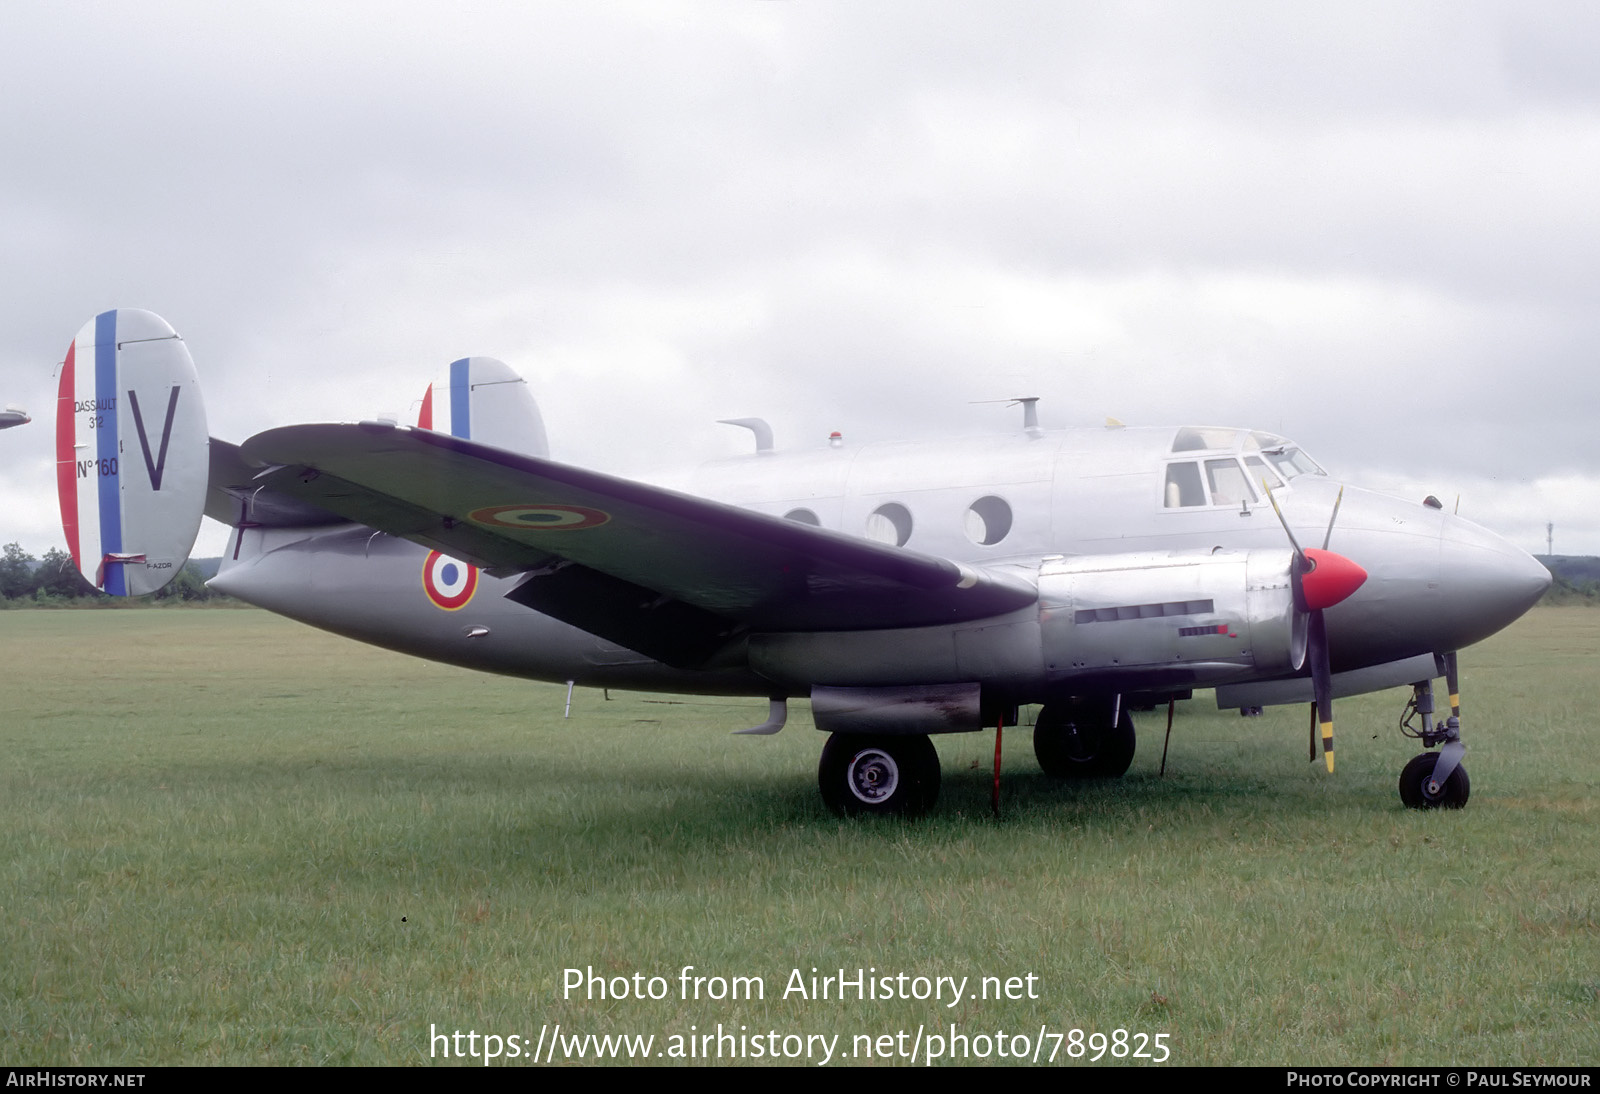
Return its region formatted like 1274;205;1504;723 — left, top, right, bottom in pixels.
1164;462;1206;507
1204;458;1257;506
1263;447;1324;480
1244;455;1282;490
1167;439;1324;509
1249;431;1328;480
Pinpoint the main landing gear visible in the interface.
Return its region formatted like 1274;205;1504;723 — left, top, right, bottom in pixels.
818;733;941;816
817;695;1139;816
1032;697;1136;779
1397;654;1469;809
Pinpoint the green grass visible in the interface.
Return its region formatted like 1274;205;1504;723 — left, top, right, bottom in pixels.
1;609;1595;1066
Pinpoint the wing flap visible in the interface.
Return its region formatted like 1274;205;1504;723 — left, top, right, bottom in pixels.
207;437;347;528
239;422;1037;631
504;563;741;668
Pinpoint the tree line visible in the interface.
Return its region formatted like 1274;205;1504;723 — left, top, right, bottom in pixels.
1542;571;1600;606
0;543;222;604
1537;556;1600;605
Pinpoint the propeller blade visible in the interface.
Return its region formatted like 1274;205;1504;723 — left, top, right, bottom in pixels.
1260;479;1365;777
1260;479;1305;558
1308;609;1335;773
1321;485;1345;551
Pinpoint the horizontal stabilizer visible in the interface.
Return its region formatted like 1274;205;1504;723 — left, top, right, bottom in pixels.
207;438;347;528
239;422;1038;633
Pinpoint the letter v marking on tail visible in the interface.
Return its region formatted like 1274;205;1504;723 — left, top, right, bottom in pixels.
128;386;181;490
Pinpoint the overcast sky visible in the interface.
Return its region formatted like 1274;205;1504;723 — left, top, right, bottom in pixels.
3;1;1597;559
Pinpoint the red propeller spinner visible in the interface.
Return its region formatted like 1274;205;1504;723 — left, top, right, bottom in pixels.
1298;548;1368;612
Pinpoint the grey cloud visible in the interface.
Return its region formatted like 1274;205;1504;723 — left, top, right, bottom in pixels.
2;1;1597;559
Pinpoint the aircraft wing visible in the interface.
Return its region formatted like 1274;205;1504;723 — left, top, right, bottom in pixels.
240;423;1037;665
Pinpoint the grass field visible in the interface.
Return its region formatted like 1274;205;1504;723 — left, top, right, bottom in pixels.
2;608;1595;1066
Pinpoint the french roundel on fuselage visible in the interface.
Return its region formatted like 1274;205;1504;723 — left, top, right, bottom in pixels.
421;550;478;610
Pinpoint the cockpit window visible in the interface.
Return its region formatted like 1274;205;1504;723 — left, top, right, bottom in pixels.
1247;431;1325;479
1262;446;1324;480
1244;455;1283;490
1168;433;1325;508
1172;427;1242;453
1205;458;1256;505
1164;462;1206;507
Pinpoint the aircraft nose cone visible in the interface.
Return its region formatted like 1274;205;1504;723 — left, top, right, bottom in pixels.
1433;516;1550;649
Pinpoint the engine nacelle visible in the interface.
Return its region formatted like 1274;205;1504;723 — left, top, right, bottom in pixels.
748;549;1306;731
1036;549;1305;691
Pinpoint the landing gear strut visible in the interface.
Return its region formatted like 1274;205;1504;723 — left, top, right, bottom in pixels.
818;733;941;816
1397;655;1469;809
1033;696;1136;779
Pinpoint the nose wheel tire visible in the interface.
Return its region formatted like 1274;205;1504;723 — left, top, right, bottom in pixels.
1034;699;1136;778
1398;751;1470;809
819;733;940;816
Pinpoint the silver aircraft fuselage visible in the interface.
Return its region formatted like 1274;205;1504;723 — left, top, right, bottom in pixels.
210;423;1550;704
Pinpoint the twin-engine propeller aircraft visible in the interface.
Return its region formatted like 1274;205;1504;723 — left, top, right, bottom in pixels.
56;309;1551;815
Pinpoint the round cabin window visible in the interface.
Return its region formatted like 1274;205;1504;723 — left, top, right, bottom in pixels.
964;495;1013;545
865;503;913;546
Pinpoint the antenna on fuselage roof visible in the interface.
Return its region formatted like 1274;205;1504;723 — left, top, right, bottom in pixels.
970;396;1043;438
718;417;774;454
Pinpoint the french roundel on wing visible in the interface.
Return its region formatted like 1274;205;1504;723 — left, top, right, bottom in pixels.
468;504;610;530
422;551;478;610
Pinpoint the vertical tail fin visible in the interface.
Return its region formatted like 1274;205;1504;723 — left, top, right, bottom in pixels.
417;356;548;457
56;309;208;596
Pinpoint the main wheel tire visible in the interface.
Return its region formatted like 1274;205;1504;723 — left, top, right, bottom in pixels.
1034;698;1136;779
1398;752;1470;809
818;733;940;816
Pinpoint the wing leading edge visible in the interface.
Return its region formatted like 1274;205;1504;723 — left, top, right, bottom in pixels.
238;423;1037;665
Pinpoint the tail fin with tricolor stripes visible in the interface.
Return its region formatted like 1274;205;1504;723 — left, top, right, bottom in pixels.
55;309;209;596
417;356;548;457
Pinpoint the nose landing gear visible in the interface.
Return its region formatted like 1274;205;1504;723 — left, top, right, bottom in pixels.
1399;750;1470;809
1397;653;1469;809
